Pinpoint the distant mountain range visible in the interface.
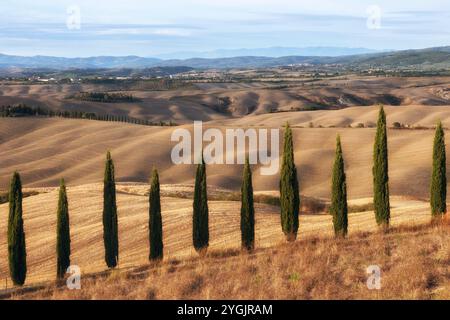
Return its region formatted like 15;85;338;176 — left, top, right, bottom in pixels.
0;55;161;69
0;46;449;70
153;47;450;69
155;46;380;59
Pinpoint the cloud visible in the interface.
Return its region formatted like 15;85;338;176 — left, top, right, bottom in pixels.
95;27;193;37
0;1;448;56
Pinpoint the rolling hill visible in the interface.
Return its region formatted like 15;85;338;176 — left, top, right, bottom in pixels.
2;105;450;199
0;104;449;299
0;76;449;124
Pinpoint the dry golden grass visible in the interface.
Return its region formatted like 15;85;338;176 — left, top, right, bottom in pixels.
0;183;433;289
5;221;449;300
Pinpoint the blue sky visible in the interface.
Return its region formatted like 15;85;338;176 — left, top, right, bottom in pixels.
0;0;449;57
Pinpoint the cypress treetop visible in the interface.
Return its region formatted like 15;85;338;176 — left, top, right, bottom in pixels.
193;155;209;253
330;135;348;237
373;106;390;229
56;178;71;279
149;168;164;261
430;121;447;219
8;171;27;286
103;151;119;268
240;156;255;251
280;122;300;241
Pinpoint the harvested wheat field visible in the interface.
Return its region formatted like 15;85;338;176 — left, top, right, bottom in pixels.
2;105;450;199
0;105;449;299
0;182;434;288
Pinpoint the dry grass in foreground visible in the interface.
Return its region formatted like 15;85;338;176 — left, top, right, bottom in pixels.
0;183;432;286
6;222;449;300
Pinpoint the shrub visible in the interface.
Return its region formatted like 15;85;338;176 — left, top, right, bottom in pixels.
392;122;403;129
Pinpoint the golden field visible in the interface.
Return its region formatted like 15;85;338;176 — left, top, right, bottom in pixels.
1;100;450;299
0;182;437;288
2;105;450;199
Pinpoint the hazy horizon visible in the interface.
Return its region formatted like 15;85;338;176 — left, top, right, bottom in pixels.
0;45;385;59
0;0;449;58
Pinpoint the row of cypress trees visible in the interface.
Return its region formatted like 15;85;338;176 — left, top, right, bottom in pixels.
6;149;259;285
328;107;391;236
6;106;447;285
329;106;447;237
190;154;257;254
7;175;73;285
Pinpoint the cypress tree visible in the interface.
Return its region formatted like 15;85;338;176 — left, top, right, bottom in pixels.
149;168;163;261
330;135;348;237
103;151;119;268
8;171;27;286
56;178;71;279
193;155;209;253
280;123;300;241
430;121;447;219
373;106;390;229
240;156;255;251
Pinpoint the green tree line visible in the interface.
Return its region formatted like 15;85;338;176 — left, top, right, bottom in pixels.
0;104;177;127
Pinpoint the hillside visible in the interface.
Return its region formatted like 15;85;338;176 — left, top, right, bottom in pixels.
157;47;450;69
2;106;450;199
1;205;448;299
0;76;449;123
152;46;449;70
1;95;450;300
0;182;436;289
342;47;450;69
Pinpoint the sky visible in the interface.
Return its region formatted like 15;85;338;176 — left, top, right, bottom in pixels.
0;0;449;57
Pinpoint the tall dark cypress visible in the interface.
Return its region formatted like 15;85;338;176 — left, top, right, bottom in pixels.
240;156;255;251
280;123;300;241
193;156;209;253
8;171;27;286
103;151;119;268
56;178;71;279
373;106;390;229
330;135;348;237
149;168;163;261
430;121;447;219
